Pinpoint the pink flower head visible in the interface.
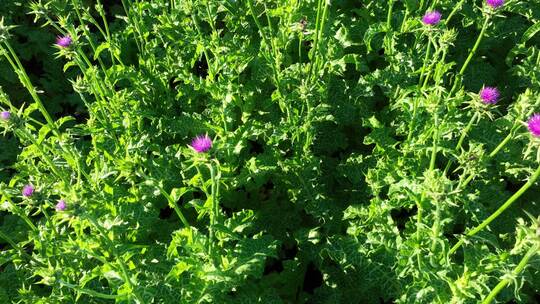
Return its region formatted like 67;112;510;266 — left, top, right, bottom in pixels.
486;0;504;9
190;134;212;153
527;114;540;137
56;200;67;211
22;184;34;197
422;11;442;26
479;87;500;104
55;35;72;48
0;111;10;121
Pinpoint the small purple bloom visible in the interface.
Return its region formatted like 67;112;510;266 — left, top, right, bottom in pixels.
55;35;72;48
422;11;442;26
22;184;34;197
56;200;67;211
528;114;540;137
486;0;504;9
479;87;500;104
0;111;10;121
190;134;212;153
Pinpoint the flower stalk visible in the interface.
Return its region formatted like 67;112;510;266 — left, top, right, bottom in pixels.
450;164;540;255
482;243;539;304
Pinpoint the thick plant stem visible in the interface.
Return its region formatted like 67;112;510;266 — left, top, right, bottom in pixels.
459;16;490;76
450;165;540;255
157;186;190;228
386;0;394;30
489;128;515;158
313;0;329;78
0;230;42;265
429;114;440;171
444;112;480;175
307;0;324;82
419;37;433;86
482;244;539;304
446;0;466;25
207;163;220;257
448;15;491;97
407;99;419;142
59;280;124;300
1;42;59;136
458;124;518;189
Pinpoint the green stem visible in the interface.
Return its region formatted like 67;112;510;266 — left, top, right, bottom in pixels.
0;194;39;231
400;9;409;33
207;163;220;257
298;31;303;62
59;279;125;300
489;128;515;158
448;15;491;97
307;0;323;82
407;99;419;142
386;0;394;30
120;0;143;54
419;0;425;11
2;42;59;136
429;114;439;172
15;129;70;185
444;112;480;175
419;37;433;86
482;244;539;304
414;195;423;269
0;230;42;265
311;0;329;83
459;16;490;76
246;0;286;117
446;0;466;25
459;123;519;189
450;165;540;255
73;3;109;71
157;186;190;228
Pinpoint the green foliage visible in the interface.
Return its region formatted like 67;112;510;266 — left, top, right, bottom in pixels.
0;0;539;303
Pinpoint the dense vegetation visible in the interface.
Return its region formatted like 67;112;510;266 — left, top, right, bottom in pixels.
0;0;539;303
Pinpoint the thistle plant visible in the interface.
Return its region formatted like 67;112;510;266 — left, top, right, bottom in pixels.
0;0;539;303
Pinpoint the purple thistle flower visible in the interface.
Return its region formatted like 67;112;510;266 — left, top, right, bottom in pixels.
190;134;212;153
22;184;34;197
486;0;504;9
528;114;540;137
422;11;442;26
479;87;500;104
55;35;72;48
56;200;67;211
0;111;10;121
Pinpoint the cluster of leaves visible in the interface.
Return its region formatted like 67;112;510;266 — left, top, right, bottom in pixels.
0;0;539;303
0;1;84;183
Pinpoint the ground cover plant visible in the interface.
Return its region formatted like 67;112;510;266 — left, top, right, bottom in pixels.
0;0;540;303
